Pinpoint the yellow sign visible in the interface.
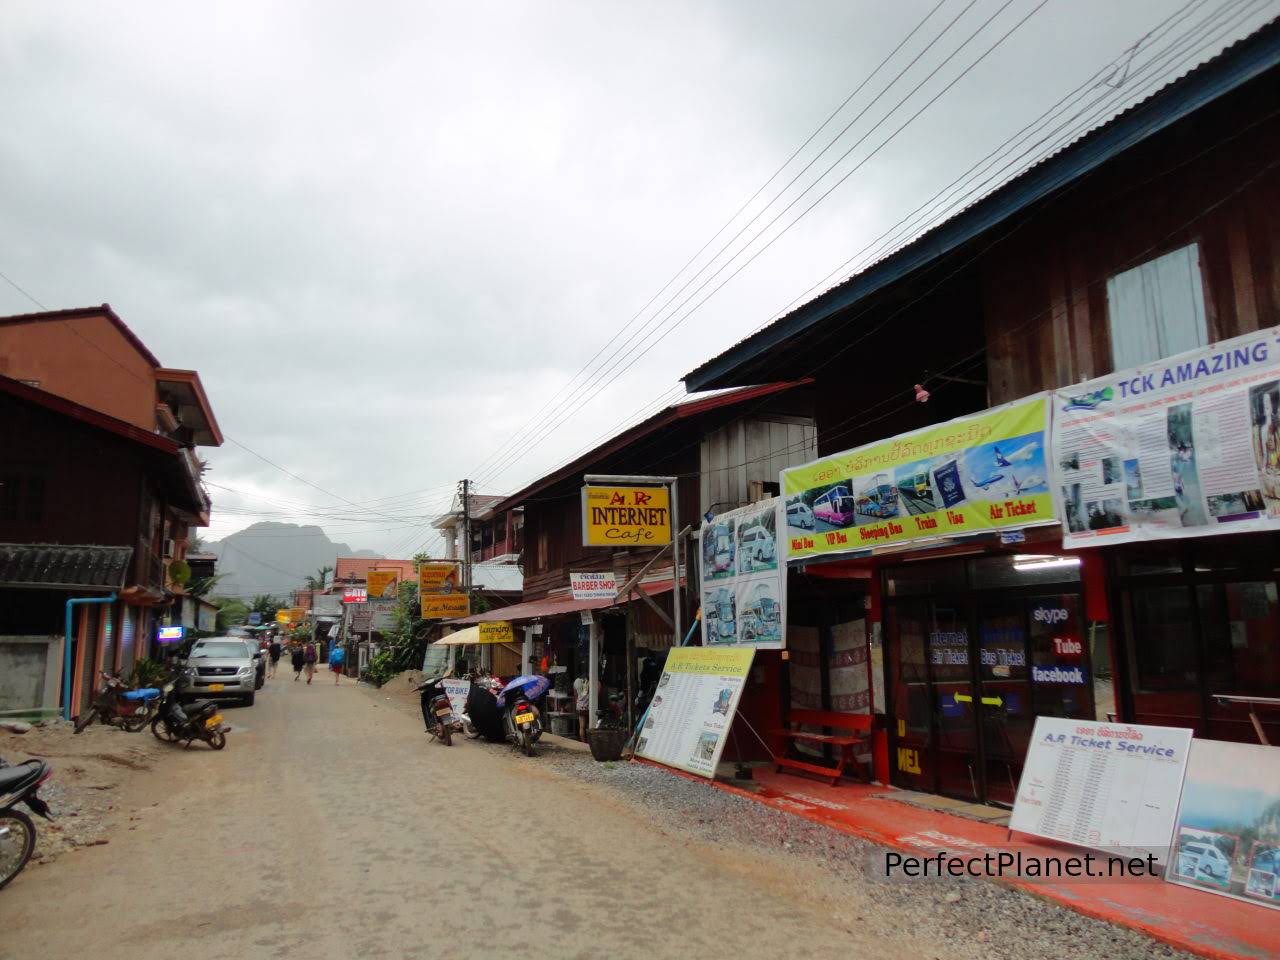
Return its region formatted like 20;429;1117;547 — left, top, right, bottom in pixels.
662;646;753;677
366;570;398;599
275;610;290;624
420;594;471;619
288;607;306;623
418;562;461;593
782;396;1052;560
581;484;671;547
477;621;514;644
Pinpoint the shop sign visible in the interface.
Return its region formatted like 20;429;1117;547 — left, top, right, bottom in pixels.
581;484;671;547
247;612;262;626
570;571;617;601
697;498;786;649
366;570;398;599
781;395;1054;561
477;621;514;644
197;605;217;633
353;600;395;632
1051;325;1280;548
275;609;291;623
312;593;343;617
420;593;471;619
157;625;185;643
635;647;755;778
289;606;306;622
343;588;368;604
442;678;469;718
1030;664;1087;684
1010;717;1192;862
418;562;461;593
1167;739;1280;911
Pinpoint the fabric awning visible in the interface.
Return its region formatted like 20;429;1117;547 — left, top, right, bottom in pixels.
445;578;675;626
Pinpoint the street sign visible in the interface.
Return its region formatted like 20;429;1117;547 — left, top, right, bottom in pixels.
367;570;398;599
418;562;461;593
581;484;671;547
247;612;262;626
420;594;471;619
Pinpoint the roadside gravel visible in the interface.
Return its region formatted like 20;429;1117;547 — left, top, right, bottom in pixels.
535;743;1192;960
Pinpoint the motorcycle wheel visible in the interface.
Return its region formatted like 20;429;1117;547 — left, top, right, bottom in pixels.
0;809;36;891
438;722;452;747
73;710;97;734
520;729;535;757
150;716;178;743
207;730;226;751
123;710;153;733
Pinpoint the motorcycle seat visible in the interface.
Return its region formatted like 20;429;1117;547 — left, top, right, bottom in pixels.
122;688;161;701
0;761;43;792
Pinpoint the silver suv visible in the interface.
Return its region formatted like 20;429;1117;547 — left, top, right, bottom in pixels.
180;638;259;706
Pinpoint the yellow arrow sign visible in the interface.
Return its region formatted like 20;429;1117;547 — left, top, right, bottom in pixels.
953;693;972;703
981;696;1003;707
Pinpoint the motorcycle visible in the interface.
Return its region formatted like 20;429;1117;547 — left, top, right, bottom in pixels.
496;675;550;757
73;672;162;733
461;671;505;741
0;756;53;891
414;675;460;746
150;682;227;750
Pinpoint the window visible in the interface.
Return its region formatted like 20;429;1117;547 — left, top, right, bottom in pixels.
1107;243;1208;368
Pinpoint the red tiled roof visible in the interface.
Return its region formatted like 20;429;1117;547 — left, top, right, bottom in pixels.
0;304;162;368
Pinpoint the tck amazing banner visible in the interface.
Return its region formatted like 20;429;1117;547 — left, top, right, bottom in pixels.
781;395;1055;561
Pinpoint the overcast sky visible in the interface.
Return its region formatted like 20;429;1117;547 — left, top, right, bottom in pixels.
2;0;1271;559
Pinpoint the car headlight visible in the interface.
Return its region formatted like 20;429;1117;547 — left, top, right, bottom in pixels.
238;665;254;677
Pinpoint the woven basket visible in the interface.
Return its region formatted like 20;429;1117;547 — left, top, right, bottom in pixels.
587;727;629;762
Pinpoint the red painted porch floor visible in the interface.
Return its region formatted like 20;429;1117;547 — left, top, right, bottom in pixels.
644;762;1278;960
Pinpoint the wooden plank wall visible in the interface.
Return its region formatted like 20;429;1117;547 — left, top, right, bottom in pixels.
699;414;816;513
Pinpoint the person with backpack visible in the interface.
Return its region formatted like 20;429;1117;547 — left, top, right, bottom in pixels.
268;637;283;678
290;643;306;681
328;642;346;684
303;642;318;684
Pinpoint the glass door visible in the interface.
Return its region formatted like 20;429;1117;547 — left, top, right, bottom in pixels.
927;600;979;801
975;600;1031;806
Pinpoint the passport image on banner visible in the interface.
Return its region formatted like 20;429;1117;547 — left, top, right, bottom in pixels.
934;460;965;508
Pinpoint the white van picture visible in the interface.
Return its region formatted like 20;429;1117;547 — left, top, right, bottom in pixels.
738;523;776;570
786;499;815;530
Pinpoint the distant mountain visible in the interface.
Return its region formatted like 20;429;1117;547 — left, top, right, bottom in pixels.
205;522;382;599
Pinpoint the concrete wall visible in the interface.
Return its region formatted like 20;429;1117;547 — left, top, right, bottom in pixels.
0;635;63;714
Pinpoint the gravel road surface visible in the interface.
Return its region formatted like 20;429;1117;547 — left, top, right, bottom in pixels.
1;674;1189;960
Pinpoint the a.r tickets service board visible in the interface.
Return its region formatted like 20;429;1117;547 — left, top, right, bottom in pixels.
635;648;754;778
1010;717;1192;861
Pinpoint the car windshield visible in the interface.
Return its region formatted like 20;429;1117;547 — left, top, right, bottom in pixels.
191;642;250;659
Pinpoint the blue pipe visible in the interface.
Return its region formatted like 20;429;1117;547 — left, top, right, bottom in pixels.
63;594;116;721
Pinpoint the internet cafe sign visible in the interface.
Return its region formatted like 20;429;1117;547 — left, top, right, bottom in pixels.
582;484;671;546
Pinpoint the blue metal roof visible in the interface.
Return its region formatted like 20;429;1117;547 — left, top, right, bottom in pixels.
684;18;1280;391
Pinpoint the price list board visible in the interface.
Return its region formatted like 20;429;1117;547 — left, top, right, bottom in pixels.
636;648;754;778
1009;717;1192;861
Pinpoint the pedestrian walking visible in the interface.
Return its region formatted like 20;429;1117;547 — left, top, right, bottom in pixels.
328;643;345;684
268;637;282;678
291;643;305;681
303;641;317;684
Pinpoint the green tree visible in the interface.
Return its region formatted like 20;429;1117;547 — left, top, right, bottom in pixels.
187;573;227;599
304;565;334;592
250;594;287;619
212;595;249;630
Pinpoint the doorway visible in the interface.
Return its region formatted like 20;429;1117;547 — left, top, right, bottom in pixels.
884;554;1089;805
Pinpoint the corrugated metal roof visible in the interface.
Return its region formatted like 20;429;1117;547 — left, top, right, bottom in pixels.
0;543;133;590
683;18;1280;390
445;578;675;625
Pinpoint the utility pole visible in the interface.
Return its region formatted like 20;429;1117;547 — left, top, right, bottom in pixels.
460;478;472;594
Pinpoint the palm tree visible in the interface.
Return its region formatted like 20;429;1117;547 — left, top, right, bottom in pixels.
187;573;227;599
304;565;334;592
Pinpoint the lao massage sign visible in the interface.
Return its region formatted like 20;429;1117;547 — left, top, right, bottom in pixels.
581;485;671;546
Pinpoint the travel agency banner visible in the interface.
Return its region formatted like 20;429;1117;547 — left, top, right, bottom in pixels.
1052;326;1280;548
635;647;754;778
781;395;1054;560
699;497;785;649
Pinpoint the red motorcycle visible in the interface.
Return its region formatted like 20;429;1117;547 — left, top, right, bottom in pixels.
73;672;163;734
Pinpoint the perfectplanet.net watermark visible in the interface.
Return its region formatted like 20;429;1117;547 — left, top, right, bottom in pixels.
883;849;1162;882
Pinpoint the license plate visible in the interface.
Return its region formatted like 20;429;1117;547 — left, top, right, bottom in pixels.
435;707;452;718
206;714;223;727
208;683;224;692
515;712;534;725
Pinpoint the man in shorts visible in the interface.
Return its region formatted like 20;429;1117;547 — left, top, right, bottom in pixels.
328;642;345;684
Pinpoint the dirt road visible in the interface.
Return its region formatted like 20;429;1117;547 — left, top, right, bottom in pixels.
0;676;1040;959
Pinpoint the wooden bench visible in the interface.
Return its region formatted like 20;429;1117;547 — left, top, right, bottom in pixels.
771;709;873;786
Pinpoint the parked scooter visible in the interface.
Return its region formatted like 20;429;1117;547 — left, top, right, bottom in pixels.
0;756;53;891
462;672;507;743
150;681;227;750
73;672;162;734
414;675;459;746
496;675;550;757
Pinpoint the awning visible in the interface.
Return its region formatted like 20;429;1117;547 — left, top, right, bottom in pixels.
437;626;480;646
0;543;133;591
446;578;675;626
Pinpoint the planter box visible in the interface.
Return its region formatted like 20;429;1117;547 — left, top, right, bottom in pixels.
587;727;628;762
